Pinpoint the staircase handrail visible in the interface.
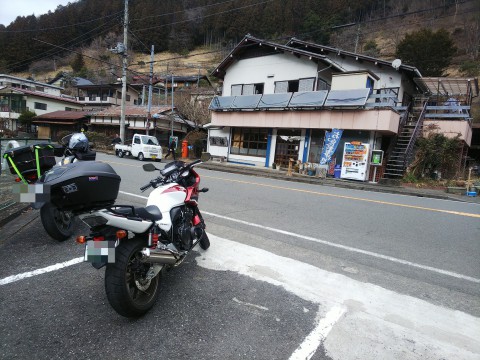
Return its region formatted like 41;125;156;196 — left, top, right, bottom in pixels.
403;101;427;169
382;103;411;171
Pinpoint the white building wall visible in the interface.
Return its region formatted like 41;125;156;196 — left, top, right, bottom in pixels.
223;53;318;96
332;56;405;98
26;98;82;115
332;73;370;90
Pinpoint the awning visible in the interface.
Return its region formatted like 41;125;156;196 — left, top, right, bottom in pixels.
414;77;479;97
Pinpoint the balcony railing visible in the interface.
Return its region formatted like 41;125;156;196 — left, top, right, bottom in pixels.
0;106;28;114
77;95;112;103
209;88;473;123
209;88;406;112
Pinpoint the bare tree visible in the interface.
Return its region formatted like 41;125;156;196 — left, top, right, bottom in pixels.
174;89;212;128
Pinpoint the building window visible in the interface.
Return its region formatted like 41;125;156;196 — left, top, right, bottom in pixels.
231;83;264;95
35;86;45;92
34;102;47;110
316;79;330;91
230;127;268;157
275;78;315;93
126;94;131;101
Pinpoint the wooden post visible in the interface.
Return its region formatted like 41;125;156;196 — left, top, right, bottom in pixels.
287;158;294;176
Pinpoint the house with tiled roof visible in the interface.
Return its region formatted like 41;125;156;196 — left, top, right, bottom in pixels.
89;105;194;145
32;110;90;141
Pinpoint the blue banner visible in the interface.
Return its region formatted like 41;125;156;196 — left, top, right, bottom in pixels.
319;129;343;165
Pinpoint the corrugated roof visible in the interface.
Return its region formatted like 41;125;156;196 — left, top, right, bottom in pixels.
414;77;479;97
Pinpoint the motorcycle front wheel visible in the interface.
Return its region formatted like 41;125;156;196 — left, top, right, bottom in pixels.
199;232;210;250
105;237;162;317
40;202;74;241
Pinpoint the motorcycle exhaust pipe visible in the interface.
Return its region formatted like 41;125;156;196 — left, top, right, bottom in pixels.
139;248;178;265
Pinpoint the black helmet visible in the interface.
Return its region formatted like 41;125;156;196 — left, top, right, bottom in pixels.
68;133;89;152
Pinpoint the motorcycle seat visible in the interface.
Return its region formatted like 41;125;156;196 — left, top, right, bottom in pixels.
114;205;162;222
136;205;162;221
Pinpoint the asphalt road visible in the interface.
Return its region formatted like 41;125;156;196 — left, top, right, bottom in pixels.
0;153;479;359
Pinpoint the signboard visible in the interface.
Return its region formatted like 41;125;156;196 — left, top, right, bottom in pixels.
370;150;384;166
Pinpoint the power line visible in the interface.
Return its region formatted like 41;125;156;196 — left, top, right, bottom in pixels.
129;0;242;22
5;15;123;72
0;10;124;33
133;0;277;32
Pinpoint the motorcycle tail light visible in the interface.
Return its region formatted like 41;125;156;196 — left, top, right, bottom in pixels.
76;236;87;244
116;230;127;239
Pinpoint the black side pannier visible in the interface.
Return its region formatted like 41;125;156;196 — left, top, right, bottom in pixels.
40;161;121;213
3;144;56;183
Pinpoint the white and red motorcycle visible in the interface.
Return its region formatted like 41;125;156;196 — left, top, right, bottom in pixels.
76;160;210;317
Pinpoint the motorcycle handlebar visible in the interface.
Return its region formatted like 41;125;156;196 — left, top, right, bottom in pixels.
140;183;152;192
140;177;162;192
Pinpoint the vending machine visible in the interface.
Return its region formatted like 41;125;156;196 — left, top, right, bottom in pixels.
340;142;370;181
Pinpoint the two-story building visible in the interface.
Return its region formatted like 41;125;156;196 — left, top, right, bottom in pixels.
75;83;140;110
0;74;84;132
207;35;478;180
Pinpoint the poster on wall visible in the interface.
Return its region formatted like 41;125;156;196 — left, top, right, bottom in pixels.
340;142;370;181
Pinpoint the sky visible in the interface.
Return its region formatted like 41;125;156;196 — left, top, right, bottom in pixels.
0;0;74;26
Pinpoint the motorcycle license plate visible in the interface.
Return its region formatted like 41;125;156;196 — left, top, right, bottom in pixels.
84;240;116;263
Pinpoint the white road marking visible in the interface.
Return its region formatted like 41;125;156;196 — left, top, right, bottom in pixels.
204;211;480;284
289;305;346;360
232;297;269;311
0;257;84;286
118;190;480;284
197;234;480;359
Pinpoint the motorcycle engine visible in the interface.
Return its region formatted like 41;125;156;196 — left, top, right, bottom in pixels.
172;207;194;250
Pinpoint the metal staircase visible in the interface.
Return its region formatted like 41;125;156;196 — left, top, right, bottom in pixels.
382;97;428;180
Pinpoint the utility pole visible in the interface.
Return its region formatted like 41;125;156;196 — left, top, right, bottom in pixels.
120;0;129;143
171;74;174;137
146;45;154;136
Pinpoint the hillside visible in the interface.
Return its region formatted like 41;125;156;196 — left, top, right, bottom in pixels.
2;0;478;84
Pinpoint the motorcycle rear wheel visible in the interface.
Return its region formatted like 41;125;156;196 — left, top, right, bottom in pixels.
40;202;74;241
105;237;162;317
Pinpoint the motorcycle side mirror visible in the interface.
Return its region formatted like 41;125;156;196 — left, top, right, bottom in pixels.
143;163;158;172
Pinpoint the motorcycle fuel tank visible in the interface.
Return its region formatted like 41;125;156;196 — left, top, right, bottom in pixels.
147;183;186;231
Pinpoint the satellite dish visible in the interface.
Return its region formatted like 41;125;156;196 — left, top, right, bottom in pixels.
392;59;402;70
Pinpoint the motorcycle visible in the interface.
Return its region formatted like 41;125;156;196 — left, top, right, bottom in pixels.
38;133;96;242
75;159;210;317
